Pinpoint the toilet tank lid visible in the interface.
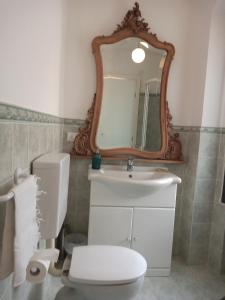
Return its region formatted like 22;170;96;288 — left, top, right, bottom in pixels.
69;245;147;285
33;153;70;169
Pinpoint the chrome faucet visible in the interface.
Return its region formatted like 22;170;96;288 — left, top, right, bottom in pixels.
127;157;134;172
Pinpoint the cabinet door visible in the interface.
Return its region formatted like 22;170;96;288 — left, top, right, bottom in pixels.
88;206;133;247
132;208;175;269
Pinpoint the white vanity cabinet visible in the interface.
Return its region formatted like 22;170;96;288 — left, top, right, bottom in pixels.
88;166;181;276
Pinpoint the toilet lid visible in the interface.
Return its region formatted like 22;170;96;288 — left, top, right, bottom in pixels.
69;245;147;285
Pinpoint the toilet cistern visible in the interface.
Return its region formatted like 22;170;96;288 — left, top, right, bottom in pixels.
127;157;134;172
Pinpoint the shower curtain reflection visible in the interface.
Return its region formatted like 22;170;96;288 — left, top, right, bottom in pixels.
136;79;161;151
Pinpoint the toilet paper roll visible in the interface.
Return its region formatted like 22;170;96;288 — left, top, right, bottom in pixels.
26;259;50;283
26;248;59;283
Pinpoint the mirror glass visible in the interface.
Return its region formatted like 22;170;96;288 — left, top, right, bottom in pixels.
96;37;167;151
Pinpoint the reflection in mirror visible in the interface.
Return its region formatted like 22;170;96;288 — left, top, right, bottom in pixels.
96;37;167;151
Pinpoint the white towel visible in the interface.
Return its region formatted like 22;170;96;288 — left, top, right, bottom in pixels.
12;175;40;287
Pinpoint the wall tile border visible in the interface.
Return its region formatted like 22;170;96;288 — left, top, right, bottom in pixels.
0;102;63;124
174;126;225;134
63;118;85;126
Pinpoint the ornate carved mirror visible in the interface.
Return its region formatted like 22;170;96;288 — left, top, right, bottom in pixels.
73;2;182;161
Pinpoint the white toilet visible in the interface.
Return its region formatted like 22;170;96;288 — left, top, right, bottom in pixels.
33;153;147;300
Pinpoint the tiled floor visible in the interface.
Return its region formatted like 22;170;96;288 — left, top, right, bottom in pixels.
4;258;225;300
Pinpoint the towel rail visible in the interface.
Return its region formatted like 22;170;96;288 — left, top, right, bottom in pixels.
0;168;30;203
0;191;15;203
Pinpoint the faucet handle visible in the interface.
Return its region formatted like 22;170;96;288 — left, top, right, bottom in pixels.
127;157;134;171
127;157;134;164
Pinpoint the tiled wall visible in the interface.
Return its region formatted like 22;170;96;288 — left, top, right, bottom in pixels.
63;119;91;233
1;102;225;298
0;103;64;299
176;127;225;272
208;132;225;273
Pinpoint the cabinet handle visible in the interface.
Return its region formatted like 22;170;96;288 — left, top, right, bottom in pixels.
126;237;131;242
133;237;136;241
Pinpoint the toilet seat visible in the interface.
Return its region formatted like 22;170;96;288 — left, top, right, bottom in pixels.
69;245;147;285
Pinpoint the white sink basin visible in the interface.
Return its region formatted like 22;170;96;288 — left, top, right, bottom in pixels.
88;165;181;195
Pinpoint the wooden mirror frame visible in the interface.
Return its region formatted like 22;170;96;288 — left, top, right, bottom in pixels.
72;2;182;161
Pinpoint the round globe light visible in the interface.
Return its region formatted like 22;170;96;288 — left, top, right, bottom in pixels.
131;47;145;63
